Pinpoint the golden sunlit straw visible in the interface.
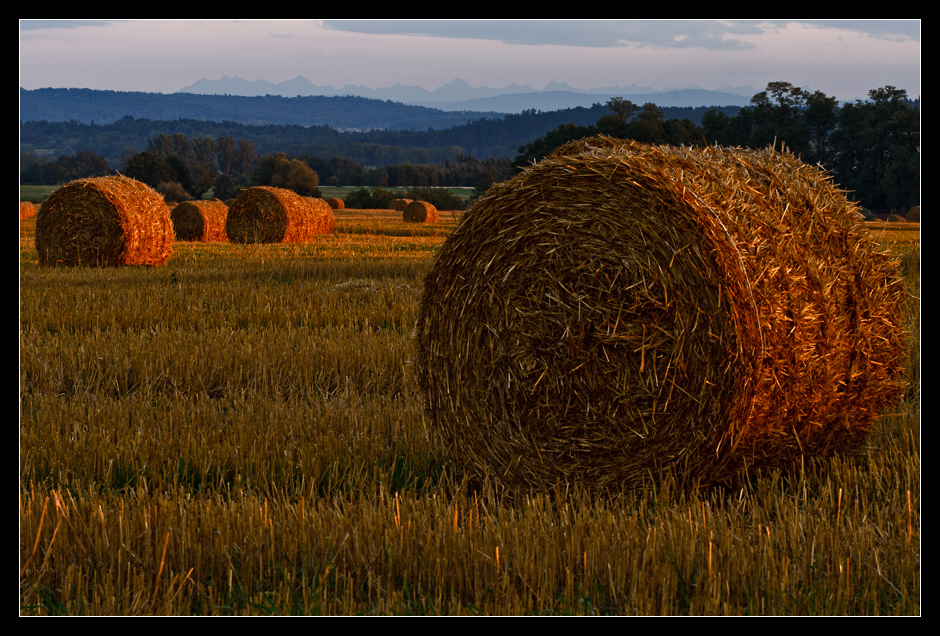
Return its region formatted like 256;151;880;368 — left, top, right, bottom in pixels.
416;136;906;495
171;199;229;242
35;175;174;267
226;186;334;243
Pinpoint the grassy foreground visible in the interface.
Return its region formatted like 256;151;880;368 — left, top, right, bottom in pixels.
19;210;920;615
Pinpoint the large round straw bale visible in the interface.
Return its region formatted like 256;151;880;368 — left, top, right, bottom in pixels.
403;200;439;223
20;201;37;219
326;197;345;209
35;175;173;267
415;137;906;494
170;199;229;242
225;187;334;243
905;205;920;222
389;198;413;211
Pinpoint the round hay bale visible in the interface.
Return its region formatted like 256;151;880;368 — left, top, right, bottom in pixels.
35;175;174;267
305;197;335;234
326;197;345;209
20;201;37;219
170;199;229;242
389;198;413;211
225;187;334;243
887;214;907;223
403;200;439;223
415;137;906;494
905;206;920;222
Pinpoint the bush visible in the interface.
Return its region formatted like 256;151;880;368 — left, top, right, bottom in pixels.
343;187;403;210
402;187;465;211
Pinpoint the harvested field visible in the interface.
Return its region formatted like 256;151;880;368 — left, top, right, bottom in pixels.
18;198;920;615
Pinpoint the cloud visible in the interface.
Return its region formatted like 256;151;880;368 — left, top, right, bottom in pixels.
771;19;920;42
322;19;919;51
20;19;119;30
321;20;757;50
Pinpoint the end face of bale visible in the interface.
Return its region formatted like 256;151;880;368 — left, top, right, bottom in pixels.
403;200;439;223
326;197;345;210
389;198;413;211
171;199;229;242
35;175;174;267
415;137;906;495
225;187;334;243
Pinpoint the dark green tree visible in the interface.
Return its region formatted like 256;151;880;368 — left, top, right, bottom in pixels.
123;151;177;189
596;97;640;137
829;86;919;213
251;152;321;197
212;173;237;201
803;90;840;165
747;81;812;155
511;122;597;171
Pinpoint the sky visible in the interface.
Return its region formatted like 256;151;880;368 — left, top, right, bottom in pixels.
19;19;920;103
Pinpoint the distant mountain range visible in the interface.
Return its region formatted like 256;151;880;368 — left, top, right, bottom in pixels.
177;76;755;113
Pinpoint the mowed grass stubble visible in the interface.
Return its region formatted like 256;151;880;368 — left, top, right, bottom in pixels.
20;210;919;615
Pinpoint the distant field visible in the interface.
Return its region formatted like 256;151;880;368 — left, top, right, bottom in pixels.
318;185;475;204
21;184;476;206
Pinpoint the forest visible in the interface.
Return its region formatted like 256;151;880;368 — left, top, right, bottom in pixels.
20;82;919;215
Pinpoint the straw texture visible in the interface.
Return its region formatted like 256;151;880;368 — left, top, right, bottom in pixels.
170;199;229;242
225;187;334;243
403;200;439;223
415;137;906;494
35;176;174;267
389;199;413;211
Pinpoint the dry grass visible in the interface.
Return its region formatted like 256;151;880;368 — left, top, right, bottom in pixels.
18;187;919;615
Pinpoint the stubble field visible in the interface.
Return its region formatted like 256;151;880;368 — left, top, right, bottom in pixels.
19;209;920;615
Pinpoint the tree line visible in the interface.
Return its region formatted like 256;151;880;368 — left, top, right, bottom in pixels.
514;82;920;215
20;82;918;214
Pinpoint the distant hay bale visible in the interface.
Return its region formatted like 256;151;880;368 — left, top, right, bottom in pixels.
326;197;345;209
304;197;335;234
905;206;920;222
415;137;906;494
170;199;229;242
389;198;413;211
887;214;907;223
403;200;439;223
20;201;37;219
35;175;174;267
225;187;334;243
